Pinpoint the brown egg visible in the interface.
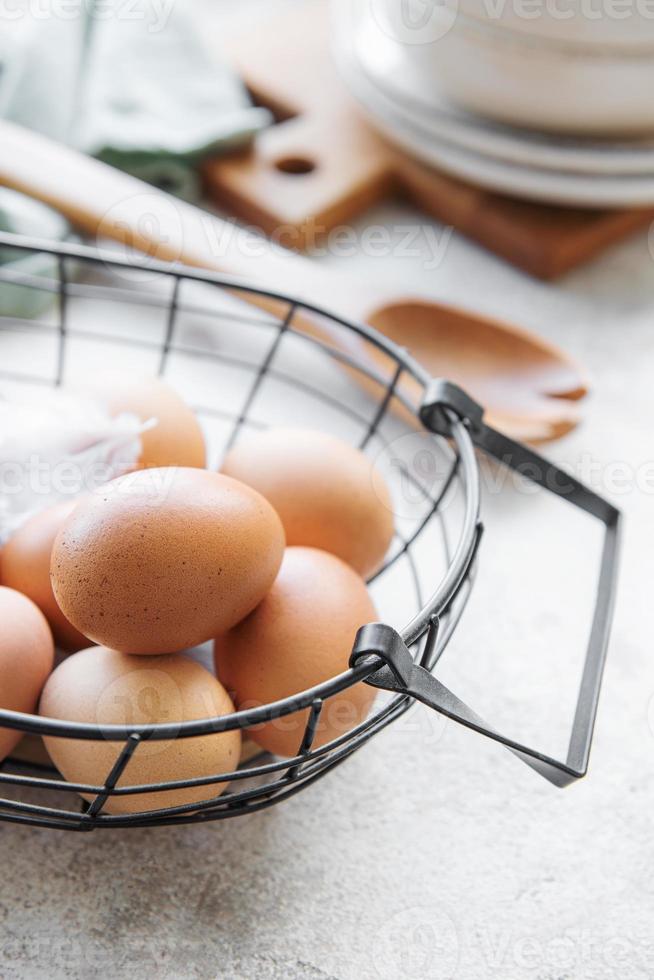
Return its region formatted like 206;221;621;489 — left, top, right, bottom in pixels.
1;500;88;651
0;586;54;762
214;547;377;757
76;373;206;470
10;734;52;769
239;736;263;765
221;427;394;578
40;647;241;815
51;468;285;654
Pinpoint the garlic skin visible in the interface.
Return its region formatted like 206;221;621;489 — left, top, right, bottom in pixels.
0;386;144;545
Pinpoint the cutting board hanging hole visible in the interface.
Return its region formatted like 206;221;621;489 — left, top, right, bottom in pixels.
275;157;317;175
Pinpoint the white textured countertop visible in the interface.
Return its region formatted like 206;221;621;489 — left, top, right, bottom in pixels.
2;5;654;980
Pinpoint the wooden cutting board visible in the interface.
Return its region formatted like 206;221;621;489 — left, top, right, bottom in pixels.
202;1;654;280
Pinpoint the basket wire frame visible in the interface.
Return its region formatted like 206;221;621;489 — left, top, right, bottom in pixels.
0;235;620;829
0;235;476;830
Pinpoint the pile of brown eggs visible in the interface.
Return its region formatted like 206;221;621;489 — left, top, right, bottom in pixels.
0;377;395;814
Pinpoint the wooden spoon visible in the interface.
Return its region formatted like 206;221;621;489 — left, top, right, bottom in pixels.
0;121;586;442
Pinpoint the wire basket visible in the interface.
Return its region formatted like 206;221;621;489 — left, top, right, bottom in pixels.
0;234;621;831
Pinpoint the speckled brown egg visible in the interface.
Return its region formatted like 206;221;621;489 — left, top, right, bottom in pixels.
214;546;377;758
0;586;54;762
40;647;241;814
77;373;206;469
1;499;88;651
221;427;395;578
50;468;285;654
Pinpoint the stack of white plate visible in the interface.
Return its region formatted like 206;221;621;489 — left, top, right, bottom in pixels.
331;0;654;207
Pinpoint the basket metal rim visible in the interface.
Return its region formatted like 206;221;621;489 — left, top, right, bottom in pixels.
0;233;480;742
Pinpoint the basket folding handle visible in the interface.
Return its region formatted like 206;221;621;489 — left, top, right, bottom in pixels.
351;381;621;789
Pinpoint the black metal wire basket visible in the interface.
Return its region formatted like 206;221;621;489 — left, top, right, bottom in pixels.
0;234;621;831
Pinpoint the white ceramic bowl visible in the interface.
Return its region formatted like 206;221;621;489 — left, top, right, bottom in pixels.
367;0;654;134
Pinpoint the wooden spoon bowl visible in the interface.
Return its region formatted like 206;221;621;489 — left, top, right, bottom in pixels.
366;301;586;441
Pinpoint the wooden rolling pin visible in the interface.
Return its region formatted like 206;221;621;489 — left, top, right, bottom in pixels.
0;120;587;442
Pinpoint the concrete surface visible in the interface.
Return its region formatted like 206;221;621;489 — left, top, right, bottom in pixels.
2;6;654;980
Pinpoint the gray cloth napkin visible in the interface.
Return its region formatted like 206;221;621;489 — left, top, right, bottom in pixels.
0;1;270;315
78;2;271;200
3;1;270;199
